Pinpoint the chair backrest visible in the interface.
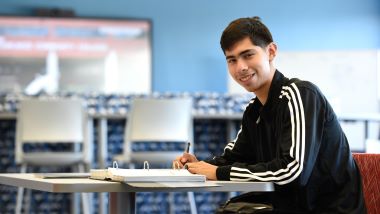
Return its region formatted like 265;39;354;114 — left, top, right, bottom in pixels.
123;97;193;165
15;98;92;164
352;153;380;214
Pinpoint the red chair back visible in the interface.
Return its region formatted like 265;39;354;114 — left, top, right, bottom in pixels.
352;153;380;214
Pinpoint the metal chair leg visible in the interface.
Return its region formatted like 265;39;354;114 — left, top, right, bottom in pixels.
16;186;24;214
15;163;27;214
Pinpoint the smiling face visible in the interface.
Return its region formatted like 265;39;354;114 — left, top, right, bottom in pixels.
225;37;277;101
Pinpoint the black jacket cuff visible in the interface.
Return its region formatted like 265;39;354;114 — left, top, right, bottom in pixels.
216;165;231;181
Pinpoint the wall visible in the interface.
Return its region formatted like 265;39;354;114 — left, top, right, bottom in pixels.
0;0;379;93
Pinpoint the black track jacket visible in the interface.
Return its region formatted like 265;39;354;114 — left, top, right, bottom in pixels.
205;70;366;213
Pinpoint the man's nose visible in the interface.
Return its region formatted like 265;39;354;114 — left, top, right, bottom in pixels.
237;59;248;71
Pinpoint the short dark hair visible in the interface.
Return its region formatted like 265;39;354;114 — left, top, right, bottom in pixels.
220;16;273;53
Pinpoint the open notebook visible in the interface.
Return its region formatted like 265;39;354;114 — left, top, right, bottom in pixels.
90;161;206;183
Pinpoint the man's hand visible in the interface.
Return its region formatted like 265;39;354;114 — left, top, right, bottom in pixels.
173;153;199;169
186;161;217;180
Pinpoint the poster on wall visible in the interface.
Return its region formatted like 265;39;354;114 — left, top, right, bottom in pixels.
0;16;152;95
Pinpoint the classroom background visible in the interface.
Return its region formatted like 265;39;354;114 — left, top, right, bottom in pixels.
0;0;379;213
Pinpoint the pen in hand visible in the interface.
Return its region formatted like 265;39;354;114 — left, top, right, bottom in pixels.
185;141;190;153
183;142;190;169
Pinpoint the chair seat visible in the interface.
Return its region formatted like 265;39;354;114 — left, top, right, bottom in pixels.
21;152;84;166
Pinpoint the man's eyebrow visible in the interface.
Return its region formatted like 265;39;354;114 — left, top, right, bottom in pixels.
225;55;235;60
225;49;255;59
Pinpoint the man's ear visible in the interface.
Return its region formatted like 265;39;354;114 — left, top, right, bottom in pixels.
267;43;277;61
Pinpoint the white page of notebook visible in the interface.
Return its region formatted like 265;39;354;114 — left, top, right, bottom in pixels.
108;168;206;182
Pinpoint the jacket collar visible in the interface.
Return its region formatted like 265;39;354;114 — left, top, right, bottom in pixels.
259;70;286;121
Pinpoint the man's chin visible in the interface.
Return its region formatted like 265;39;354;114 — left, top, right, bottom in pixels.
242;85;255;93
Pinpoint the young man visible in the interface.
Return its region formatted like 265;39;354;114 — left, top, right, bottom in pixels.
175;17;366;213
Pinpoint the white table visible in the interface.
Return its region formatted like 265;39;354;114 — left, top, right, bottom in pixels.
0;173;274;214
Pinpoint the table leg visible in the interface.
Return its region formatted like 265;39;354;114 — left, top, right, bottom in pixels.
109;192;136;214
